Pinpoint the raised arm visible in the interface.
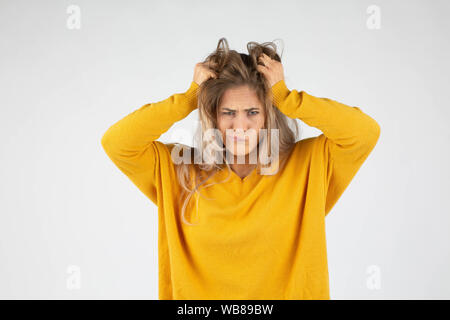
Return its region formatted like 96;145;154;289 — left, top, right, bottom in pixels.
100;82;199;204
101;62;217;205
271;79;381;216
256;52;380;217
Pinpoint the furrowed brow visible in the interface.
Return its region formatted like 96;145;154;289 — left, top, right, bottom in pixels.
221;107;260;111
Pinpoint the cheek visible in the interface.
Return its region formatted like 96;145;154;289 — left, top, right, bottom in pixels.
257;115;265;127
216;118;227;134
216;118;228;143
252;115;265;132
217;117;224;128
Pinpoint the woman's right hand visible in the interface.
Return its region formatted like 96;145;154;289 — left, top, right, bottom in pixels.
193;62;217;86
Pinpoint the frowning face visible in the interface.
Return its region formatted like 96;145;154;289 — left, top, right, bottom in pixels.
216;85;265;159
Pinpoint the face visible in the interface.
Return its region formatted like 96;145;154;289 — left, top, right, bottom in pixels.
216;85;265;161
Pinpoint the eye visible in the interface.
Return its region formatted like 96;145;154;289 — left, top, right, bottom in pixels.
221;111;259;116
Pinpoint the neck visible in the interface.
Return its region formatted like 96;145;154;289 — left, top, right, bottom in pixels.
228;151;258;178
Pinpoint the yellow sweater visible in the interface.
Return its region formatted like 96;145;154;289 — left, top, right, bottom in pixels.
101;79;380;300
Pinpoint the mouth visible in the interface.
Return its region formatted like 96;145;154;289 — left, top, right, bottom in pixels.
228;136;248;142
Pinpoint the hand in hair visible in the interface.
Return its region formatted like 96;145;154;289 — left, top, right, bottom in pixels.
256;53;285;87
193;62;217;86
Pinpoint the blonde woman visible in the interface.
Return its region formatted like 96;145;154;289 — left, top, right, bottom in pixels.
101;38;380;300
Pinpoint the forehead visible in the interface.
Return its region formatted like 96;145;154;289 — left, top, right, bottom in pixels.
219;85;262;109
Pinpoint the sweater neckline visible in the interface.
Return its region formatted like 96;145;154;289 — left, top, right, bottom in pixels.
229;166;257;183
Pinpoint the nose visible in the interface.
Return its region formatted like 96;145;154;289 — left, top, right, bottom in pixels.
231;113;249;131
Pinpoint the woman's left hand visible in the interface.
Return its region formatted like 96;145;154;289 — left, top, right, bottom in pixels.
256;53;285;87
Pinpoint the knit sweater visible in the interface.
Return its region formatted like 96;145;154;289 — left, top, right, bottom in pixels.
101;79;380;299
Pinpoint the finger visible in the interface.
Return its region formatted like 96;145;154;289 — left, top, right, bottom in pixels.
258;54;271;66
257;60;269;69
259;53;269;60
256;65;267;73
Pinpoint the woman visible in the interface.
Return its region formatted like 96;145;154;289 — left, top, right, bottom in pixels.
101;38;381;300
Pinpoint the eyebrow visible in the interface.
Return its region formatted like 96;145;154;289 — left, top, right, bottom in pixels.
221;107;260;111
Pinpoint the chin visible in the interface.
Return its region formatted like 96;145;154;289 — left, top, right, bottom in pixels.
224;143;258;161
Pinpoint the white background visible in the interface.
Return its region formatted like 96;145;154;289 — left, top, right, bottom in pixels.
0;0;449;299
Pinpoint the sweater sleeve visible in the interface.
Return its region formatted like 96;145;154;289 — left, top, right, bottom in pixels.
271;80;381;217
101;81;200;205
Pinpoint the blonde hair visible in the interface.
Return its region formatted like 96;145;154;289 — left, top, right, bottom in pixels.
173;37;300;225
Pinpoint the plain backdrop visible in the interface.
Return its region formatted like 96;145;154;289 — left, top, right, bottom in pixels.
0;0;449;299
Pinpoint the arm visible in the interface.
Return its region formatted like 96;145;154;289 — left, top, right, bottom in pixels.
271;80;381;216
101;81;199;204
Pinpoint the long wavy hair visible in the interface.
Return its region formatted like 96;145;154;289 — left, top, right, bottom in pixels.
173;38;300;226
